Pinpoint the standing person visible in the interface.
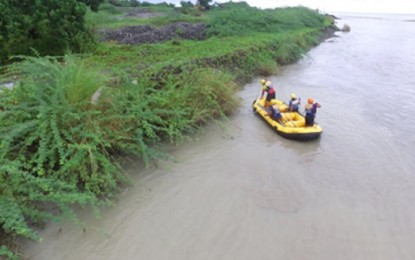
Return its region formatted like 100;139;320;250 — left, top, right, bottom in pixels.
287;93;301;112
304;98;321;126
260;80;276;107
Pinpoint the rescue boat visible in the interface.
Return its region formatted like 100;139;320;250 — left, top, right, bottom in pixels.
252;98;322;141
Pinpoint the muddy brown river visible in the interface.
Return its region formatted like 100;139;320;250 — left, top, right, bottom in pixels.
23;13;415;260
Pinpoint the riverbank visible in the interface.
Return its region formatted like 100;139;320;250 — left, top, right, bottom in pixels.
22;12;415;260
0;2;337;258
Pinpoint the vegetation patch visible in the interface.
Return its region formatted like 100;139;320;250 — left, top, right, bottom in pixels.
0;1;337;258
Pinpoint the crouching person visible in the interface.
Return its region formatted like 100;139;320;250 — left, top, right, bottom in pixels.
268;100;282;123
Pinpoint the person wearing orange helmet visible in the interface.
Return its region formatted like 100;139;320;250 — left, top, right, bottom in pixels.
304;98;321;126
260;80;276;107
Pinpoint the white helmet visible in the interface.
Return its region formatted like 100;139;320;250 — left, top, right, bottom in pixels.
265;81;272;87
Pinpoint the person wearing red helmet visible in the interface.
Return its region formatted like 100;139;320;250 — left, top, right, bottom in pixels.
304;98;321;126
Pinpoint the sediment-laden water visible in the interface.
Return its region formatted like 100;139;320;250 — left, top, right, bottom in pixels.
23;13;415;260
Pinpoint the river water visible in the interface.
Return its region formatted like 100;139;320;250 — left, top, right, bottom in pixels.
23;13;415;260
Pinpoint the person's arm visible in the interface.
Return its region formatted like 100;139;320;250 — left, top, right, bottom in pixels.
260;89;265;99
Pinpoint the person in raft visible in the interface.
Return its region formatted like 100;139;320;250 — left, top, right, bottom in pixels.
260;79;267;87
287;93;301;112
260;80;276;107
268;100;282;122
304;98;321;126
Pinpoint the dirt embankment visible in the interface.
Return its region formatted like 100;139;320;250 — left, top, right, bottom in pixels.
100;22;207;45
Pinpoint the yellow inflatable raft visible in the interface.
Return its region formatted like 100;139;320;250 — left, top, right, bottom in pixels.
252;98;322;141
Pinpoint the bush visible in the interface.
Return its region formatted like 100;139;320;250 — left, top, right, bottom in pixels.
0;56;241;256
0;56;128;195
0;0;101;65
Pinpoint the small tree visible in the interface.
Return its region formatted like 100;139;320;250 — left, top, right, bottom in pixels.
180;1;194;8
0;0;104;65
197;0;212;10
78;0;105;11
131;0;139;7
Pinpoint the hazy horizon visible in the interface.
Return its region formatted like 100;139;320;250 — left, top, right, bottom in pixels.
145;0;415;15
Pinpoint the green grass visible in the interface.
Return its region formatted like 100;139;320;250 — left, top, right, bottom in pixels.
86;4;206;29
207;5;326;37
84;2;332;80
85;27;321;80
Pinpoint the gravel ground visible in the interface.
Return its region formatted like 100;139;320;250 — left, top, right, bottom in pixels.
100;22;207;44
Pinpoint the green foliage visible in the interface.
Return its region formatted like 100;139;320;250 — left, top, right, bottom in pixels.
146;11;205;27
79;0;105;11
98;2;122;14
180;1;194;8
86;3;204;29
87;26;322;83
0;244;18;260
0;0;101;65
0;56;124;194
0;2;334;257
254;57;280;77
197;0;213;10
207;5;325;37
0;159;96;252
157;68;240;125
0;56;241;256
0;56;109;256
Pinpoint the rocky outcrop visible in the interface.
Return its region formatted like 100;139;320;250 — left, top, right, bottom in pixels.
342;24;351;32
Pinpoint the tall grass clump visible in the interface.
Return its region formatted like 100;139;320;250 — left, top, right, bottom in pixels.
103;67;240;148
159;68;241;124
207;4;326;37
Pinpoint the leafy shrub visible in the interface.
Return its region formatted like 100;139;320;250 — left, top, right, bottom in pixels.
0;56;241;256
0;57;110;256
0;56;128;195
0;159;97;260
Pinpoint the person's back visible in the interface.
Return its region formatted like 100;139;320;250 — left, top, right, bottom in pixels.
288;93;300;112
304;98;321;126
268;100;282;122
